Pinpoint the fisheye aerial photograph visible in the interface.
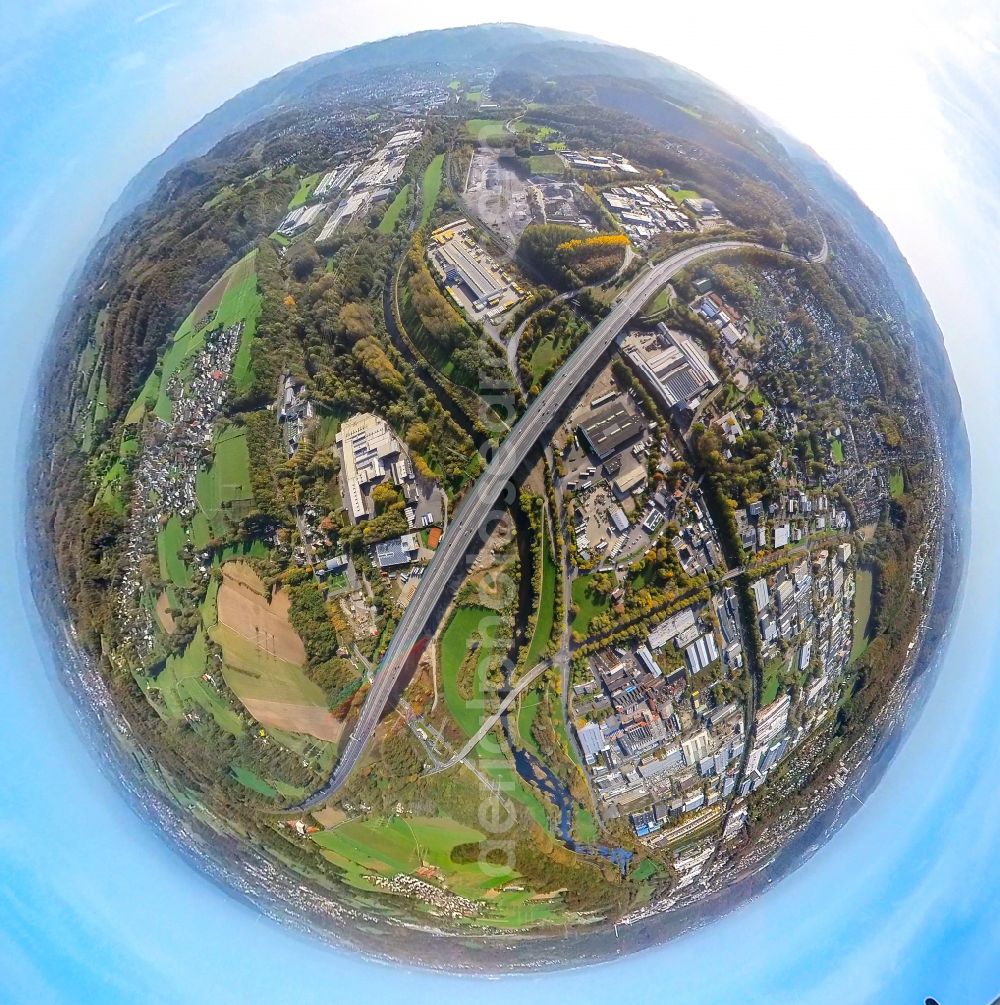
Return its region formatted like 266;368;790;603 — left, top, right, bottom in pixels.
2;2;998;1003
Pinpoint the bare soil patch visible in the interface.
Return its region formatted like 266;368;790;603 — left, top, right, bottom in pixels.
240;698;344;742
155;591;176;635
217;562;306;666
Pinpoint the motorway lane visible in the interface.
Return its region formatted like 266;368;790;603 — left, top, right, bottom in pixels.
288;239;758;811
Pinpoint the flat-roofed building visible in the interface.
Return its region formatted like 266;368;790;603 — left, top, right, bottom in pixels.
618;322;719;411
579;400;643;460
374;533;420;569
336;412;408;523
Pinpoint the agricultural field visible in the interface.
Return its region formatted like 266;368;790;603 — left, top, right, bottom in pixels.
146;630;244;734
419;155;444;227
195;424;253;537
210;562;341;741
310;815;561;927
148;251;261;421
157;514;191;589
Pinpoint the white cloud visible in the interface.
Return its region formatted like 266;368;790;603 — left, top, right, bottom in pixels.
133;2;180;25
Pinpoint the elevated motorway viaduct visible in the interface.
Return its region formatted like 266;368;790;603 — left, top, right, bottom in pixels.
289;239;762;812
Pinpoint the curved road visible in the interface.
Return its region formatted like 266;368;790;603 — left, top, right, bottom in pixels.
289;238;764;811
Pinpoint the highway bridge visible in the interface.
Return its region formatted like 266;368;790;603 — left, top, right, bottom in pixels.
289;238;760;811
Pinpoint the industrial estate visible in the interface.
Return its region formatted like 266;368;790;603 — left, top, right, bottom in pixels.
38;25;953;962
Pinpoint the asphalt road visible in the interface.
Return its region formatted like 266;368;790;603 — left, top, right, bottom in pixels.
288;238;759;811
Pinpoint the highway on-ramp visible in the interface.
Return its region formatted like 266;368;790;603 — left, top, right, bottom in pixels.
288;238;758;811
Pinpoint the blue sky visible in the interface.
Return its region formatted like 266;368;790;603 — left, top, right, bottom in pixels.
1;3;999;1002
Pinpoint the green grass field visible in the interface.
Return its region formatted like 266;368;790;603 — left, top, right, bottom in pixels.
124;366;161;425
528;153;564;176
196;424;252;536
575;807;599;843
157;514;191;588
831;438;845;464
761;657;783;706
376;183;410;234
310;814;567;928
512;121;556;140
149;630;243;733
440;606;499;738
419;155;444;228
439;606;550;829
525;529;557;666
666;187;699;204
851;566;875;664
748;387;767;408
645;286;672;315
516;685;544;760
464;118;508;142
214;251;261;392
149;252;261;422
288;171;322;209
889;468;905;498
465;89;483;103
527;318;585;383
231;765;278;797
571;574;611;635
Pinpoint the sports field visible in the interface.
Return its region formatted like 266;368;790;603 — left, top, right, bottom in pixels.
419;154;444;227
528;153;564;176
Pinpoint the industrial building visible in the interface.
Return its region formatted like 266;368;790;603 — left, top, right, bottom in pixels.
276;202;327;238
317;129;423;242
618;322;719;411
427;219;520;318
336;412;412;523
578;400;643;461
